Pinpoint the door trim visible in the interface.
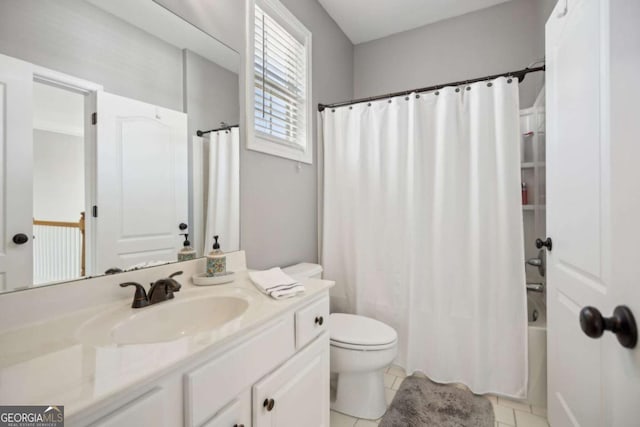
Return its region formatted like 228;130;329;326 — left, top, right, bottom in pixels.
31;65;101;276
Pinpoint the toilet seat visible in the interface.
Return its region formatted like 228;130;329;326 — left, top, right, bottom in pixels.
329;313;398;350
330;338;397;351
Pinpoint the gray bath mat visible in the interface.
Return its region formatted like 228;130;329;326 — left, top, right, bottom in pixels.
380;375;494;427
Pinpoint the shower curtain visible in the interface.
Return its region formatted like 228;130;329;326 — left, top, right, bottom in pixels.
204;127;240;253
321;77;527;397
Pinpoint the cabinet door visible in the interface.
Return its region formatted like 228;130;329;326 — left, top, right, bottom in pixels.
253;333;329;427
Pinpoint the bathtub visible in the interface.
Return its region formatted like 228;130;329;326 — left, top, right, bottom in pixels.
527;291;547;408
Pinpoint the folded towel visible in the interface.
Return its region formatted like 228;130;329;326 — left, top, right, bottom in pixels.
249;267;305;300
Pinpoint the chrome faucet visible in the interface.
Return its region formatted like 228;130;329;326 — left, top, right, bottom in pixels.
120;271;183;308
525;249;546;277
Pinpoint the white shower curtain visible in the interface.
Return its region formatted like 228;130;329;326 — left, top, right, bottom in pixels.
204;127;240;253
321;77;527;397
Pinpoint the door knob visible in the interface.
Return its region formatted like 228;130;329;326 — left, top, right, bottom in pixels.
12;233;29;245
179;223;188;230
263;398;275;411
315;316;324;325
579;306;637;349
535;237;552;251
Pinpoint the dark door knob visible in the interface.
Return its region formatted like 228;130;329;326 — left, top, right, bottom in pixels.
263;398;275;411
535;237;552;251
12;233;29;245
579;305;637;349
179;223;188;230
315;316;324;325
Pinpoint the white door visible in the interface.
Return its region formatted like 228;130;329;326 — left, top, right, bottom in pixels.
546;1;640;426
94;92;187;274
0;53;33;291
253;334;329;427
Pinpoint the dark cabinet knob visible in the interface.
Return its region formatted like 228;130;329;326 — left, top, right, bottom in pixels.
579;305;637;349
12;233;29;245
535;237;552;251
263;398;275;411
179;223;188;230
315;316;324;326
233;424;245;427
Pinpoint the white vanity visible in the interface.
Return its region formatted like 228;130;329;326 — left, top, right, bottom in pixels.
0;252;333;427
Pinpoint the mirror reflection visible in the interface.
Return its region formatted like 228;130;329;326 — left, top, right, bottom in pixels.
0;0;240;293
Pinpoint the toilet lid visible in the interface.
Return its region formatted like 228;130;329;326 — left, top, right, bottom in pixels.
330;313;397;347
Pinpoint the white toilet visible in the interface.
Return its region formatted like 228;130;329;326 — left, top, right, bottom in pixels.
283;263;399;420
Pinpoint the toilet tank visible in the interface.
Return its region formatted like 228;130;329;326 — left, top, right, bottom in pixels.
283;263;323;280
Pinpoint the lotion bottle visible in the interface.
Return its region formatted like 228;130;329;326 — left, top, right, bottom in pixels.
178;234;196;262
206;235;226;277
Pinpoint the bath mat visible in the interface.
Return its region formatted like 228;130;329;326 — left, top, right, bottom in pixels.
379;375;494;427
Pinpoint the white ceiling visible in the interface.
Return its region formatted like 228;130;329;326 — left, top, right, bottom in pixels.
318;0;513;44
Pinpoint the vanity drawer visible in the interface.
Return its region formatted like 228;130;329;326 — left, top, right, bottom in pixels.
295;296;329;349
184;315;294;427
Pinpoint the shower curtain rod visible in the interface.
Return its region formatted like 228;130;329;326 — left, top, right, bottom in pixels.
196;123;239;137
317;66;545;112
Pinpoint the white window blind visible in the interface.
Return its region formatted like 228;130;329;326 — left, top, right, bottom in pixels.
254;5;307;150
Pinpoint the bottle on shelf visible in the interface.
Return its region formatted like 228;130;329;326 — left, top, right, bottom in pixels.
522;182;529;205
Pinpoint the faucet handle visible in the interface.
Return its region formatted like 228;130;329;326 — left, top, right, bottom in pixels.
120;282;149;308
169;271;183;279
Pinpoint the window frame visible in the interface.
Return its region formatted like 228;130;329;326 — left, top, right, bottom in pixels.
245;0;313;164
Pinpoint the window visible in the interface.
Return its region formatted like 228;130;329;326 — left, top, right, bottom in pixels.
246;0;312;163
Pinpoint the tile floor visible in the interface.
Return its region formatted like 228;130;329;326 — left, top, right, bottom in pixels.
330;365;549;427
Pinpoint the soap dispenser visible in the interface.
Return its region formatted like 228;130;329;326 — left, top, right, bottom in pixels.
206;235;226;277
178;234;196;262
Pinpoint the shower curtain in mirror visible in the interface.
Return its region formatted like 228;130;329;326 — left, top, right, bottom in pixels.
204;127;240;253
321;77;527;397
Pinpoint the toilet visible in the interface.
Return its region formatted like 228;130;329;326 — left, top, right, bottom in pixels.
283;263;399;420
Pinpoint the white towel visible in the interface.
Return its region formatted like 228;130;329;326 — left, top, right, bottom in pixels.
249;267;305;300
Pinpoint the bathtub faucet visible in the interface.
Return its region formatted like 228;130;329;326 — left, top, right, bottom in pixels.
526;282;544;293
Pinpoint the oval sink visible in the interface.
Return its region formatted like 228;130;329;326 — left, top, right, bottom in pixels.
77;295;249;345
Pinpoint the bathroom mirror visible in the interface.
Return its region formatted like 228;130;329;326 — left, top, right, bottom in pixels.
0;0;240;293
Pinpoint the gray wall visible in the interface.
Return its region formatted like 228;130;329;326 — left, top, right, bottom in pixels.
184;50;239;138
0;0;184;111
239;0;354;269
33;130;85;222
154;0;243;54
353;0;555;108
0;0;239;122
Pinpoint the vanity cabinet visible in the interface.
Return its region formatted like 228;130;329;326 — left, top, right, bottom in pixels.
75;294;330;427
184;316;295;426
253;333;329;427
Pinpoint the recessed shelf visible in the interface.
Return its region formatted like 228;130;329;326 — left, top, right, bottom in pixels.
521;162;546;169
522;205;546;211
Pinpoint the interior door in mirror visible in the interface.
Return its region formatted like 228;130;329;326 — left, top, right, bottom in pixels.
93;92;188;274
0;53;34;291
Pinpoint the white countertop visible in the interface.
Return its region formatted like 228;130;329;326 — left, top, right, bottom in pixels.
0;271;333;417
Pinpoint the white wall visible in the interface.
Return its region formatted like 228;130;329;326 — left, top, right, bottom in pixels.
353;0;556;108
33;130;85;222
